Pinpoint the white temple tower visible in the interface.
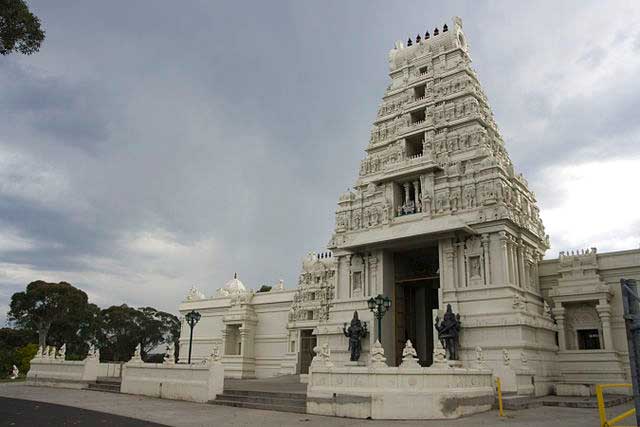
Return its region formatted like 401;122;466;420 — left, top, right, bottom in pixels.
320;17;556;394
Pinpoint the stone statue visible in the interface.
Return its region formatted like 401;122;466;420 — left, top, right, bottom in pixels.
58;344;66;360
342;311;368;361
434;304;461;360
10;365;19;380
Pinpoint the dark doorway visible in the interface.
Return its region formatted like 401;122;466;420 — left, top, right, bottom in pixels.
393;246;439;366
299;329;316;374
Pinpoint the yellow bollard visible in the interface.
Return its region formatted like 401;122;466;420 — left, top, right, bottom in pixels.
496;377;504;417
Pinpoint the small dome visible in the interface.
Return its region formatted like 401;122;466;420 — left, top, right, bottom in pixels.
223;273;247;294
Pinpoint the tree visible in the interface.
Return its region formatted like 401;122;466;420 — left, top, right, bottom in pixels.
8;281;90;347
47;303;101;359
97;305;180;362
0;0;45;55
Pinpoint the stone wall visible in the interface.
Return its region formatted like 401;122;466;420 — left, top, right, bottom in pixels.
307;364;494;419
121;361;224;403
27;357;99;388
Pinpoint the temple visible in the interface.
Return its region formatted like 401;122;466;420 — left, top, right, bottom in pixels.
178;16;640;406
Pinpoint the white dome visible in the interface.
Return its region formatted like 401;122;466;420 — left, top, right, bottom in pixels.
223;273;247;294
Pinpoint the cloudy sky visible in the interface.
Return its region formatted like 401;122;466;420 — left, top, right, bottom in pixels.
2;0;640;321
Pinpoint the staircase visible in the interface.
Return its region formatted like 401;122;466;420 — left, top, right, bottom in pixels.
86;377;122;393
210;389;307;414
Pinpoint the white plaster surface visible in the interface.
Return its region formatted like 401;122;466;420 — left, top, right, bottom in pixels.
120;361;224;403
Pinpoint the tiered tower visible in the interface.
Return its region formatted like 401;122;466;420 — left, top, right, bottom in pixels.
320;17;557;394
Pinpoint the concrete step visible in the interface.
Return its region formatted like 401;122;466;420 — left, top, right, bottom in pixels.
222;389;306;400
209;399;307;414
216;393;306;407
541;395;632;409
86;382;122;393
211;388;307;413
500;395;543;410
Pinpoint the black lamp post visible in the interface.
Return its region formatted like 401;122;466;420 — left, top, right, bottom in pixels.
367;294;392;343
185;310;201;364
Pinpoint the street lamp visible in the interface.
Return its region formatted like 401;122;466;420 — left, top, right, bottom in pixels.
367;294;392;343
185;310;201;364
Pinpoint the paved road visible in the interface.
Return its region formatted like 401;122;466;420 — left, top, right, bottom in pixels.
0;383;635;427
0;396;167;426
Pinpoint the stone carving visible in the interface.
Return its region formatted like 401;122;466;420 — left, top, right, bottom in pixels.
290;252;335;323
203;345;221;366
474;346;486;369
369;339;387;368
131;343;143;363
434;304;461;360
58;344;66;360
35;346;43;359
10;365;19;380
343;311;368;361
503;349;511;366
87;344;100;360
186;285;205;301
520;351;528;366
431;340;448;368
164;342;175;364
400;340;420;368
311;343;333;368
50;346;57;359
512;294;526;312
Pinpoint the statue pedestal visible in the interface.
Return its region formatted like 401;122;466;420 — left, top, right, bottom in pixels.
344;361;367;367
447;360;463;368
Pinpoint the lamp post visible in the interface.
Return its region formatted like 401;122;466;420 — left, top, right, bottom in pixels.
367;294;392;343
185;310;201;364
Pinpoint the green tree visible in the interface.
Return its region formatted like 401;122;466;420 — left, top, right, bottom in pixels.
97;305;180;362
8;281;90;347
0;0;45;55
47;303;101;359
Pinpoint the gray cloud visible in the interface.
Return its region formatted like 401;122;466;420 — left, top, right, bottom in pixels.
1;0;640;321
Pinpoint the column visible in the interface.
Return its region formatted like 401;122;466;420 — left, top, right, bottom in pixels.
443;246;456;290
403;183;410;206
239;326;250;357
596;300;614;350
517;240;526;289
509;239;519;286
221;327;229;355
498;232;510;285
481;233;491;286
412;180;420;212
369;255;378;296
552;304;567;351
363;255;369;297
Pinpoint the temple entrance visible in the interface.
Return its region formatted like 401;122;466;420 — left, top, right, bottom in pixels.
299;329;316;374
393;246;439;366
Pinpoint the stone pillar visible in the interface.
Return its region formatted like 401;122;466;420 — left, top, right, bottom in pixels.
369;255;378;296
596;300;614;350
481;233;491;286
443;246;456;290
412;180;420;210
517;240;526;289
403;183;410;205
239;326;250;357
498;232;510;285
552;304;567;351
221;327;229;355
509;239;519;287
364;255;369;297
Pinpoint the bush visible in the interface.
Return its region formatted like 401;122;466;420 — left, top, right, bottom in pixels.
15;343;38;376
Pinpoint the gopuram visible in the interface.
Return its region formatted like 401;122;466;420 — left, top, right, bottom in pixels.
178;17;640;419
